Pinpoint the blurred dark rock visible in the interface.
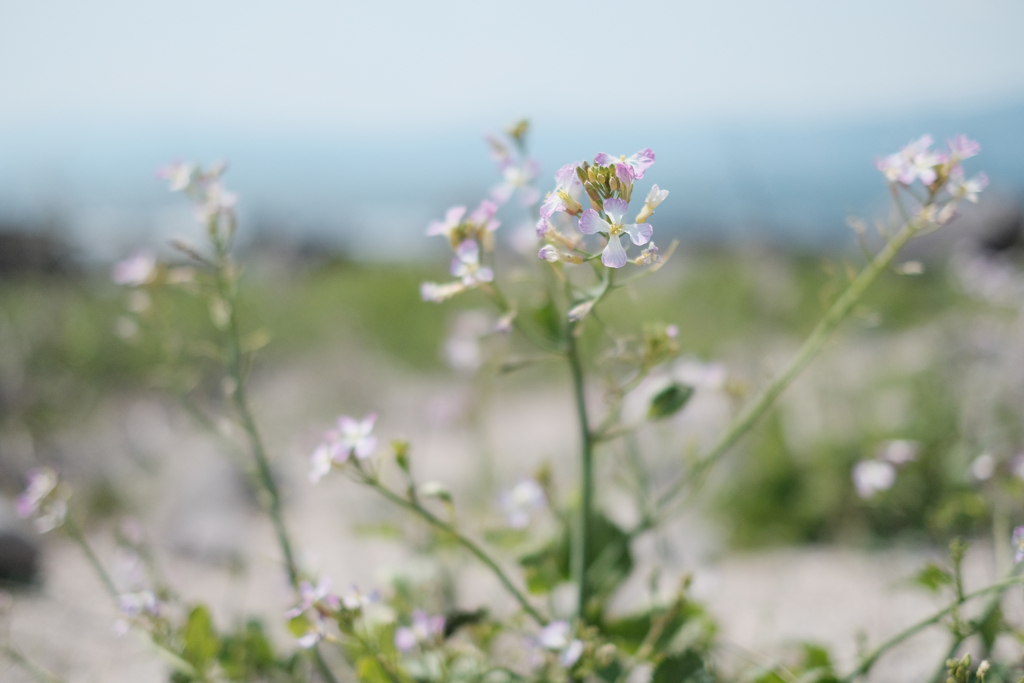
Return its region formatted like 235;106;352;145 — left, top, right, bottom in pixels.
0;498;40;585
0;531;39;584
0;228;73;277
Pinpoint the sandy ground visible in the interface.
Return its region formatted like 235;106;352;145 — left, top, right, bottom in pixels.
1;345;1019;683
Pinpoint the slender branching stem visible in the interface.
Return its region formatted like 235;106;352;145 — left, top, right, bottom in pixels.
62;515;119;600
566;322;594;621
0;645;66;683
841;574;1024;682
356;470;546;624
653;214;922;515
211;245;339;683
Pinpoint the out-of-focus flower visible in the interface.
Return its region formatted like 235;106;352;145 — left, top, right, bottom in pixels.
495;309;517;333
341;584;379;611
878;439;918;465
469;199;501;234
947;134;981;161
636;184;669;223
16;467;69;533
971;453;996;481
537;621;584;668
427;206;468;240
500;479;546;529
568;300;595;322
491;156;541;207
309;414;378;482
852;460;896;499
286;577;340;618
539;162;584;230
665;324;679;339
157;160;237;229
113;590;161;636
444;310;493;372
1013;526;1024;563
112;250;156;287
578;198;653;268
946;168;989;203
394;610;445;652
451;240;494;287
114;316;140;340
876;135;942;186
634;242;661;265
538;245;583;265
421;281;467;303
594;149;656;183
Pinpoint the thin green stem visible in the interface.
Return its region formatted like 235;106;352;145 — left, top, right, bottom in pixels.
358;473;545;624
566;323;594;621
654;216;921;515
63;515;118;600
841;574;1024;682
212;250;338;683
1;645;66;683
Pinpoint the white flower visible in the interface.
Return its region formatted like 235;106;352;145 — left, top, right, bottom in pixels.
971;453;995;481
16;467;69;533
644;184;669;209
537;621;583;668
852;460;896;499
879;439;918;465
421;281;466;303
451;240;494;287
309;414;378;481
112;250;156;287
500;479;546;529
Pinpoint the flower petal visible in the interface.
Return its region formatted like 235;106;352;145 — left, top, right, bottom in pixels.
602;235;628;268
603;198;629;224
578;210;609;235
593;152;615;166
623;222;653;245
626;148;655;179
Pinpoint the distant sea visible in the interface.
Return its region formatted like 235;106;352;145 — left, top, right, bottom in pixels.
1;102;1021;261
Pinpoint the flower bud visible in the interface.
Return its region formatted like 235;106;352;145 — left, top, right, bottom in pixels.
584;182;604;211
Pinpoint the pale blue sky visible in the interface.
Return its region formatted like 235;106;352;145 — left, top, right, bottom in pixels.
2;0;1024;133
1;1;1023;258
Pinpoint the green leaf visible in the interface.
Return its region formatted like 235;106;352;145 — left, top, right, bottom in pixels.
357;656;393;683
913;562;954;593
218;620;276;681
977;604;1003;653
652;650;709;683
532;300;563;343
519;514;633;613
182;605;220;670
648;383;694;420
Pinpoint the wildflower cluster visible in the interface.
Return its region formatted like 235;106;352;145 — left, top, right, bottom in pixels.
15;467;69;533
14;121;1024;683
875;134;988;226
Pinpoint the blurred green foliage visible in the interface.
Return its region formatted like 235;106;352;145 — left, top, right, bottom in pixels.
0;247;1002;546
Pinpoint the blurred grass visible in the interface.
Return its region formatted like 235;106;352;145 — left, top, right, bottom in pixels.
0;248;997;546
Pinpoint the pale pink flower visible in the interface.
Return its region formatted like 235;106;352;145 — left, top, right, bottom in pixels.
499;479;546;529
946;168;989;203
112;250;156;287
16;467;68;533
1013;526;1024;563
594;148;655;183
578;198;653;268
394;610;445;652
451;240;493;287
947;135;981;160
421;281;466;303
427;206;467;239
852;460;896;498
875;135;941;185
309;414;378;481
537;621;584;668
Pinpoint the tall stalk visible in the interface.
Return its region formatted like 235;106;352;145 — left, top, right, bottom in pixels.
566;322;594;620
211;242;338;683
654;214;923;515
